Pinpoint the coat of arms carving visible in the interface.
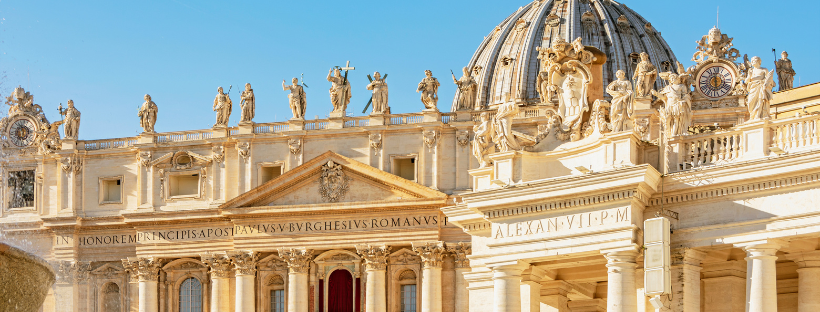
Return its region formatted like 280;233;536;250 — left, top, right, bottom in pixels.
319;161;350;202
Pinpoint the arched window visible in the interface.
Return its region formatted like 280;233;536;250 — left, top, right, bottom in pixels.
398;270;417;312
179;277;203;312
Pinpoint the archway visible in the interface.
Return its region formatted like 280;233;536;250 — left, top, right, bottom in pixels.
327;269;353;312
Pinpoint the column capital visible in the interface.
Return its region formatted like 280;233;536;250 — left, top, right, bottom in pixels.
356;244;391;271
122;257;163;282
277;248;314;274
52;260;91;284
603;249;639;271
228;250;258;276
446;242;472;268
671;248;708;267
201;252;232;278
784;250;820;268
412;241;446;268
737;240;786;258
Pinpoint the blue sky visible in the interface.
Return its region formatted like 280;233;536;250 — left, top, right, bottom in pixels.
1;0;818;140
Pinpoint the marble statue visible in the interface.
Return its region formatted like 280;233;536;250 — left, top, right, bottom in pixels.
327;68;351;113
493;101;521;152
453;67;478;110
632;52;657;98
743;56;776;121
366;72;389;114
653;73;692;137
417;70;440;111
776;51;796;91
138;94;158;133
606;70;634;132
283;78;307;120
61;100;81;139
537;70;557;104
472;112;495;168
213;87;232;128
239;83;255;124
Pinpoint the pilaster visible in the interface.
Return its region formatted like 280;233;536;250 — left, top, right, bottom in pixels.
357;244;391;312
279;248;315;312
201;252;232;312
229;250;258;312
123;257;163;312
413;241;447;312
447;242;472;312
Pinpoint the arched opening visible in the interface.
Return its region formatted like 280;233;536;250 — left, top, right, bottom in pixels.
398;270;417;312
102;283;121;312
179;277;203;312
327;269;353;312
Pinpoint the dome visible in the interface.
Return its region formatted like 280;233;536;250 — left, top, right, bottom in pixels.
452;0;679;110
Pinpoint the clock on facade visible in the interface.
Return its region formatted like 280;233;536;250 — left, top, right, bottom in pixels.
696;64;735;100
7;118;36;147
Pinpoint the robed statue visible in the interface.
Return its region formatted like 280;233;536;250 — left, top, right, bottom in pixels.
606;70;634;132
283;78;307;119
138;94;158;133
366;72;389;114
776;51;796;91
743;56;776;121
213;86;232;128
472;112;495;168
328;68;351;113
417;70;440;111
653;73;692;137
632;52;657;98
239;83;255;124
61;99;81;139
453;67;478;111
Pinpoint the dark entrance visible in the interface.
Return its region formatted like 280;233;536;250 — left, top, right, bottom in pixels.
327;269;353;312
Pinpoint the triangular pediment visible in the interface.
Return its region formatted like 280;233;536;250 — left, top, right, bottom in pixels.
221;151;446;208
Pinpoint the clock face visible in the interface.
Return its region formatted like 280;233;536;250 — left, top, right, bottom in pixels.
8;118;36;147
697;64;735;100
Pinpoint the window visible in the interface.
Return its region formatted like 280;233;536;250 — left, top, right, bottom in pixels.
259;164;283;186
270;289;285;312
169;173;199;197
400;284;416;312
179;277;202;312
393;157;416;181
7;170;34;209
102;283;121;312
100;177;122;204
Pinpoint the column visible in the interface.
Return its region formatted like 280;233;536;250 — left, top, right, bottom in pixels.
356;244;391;312
741;241;782;312
540;281;571;312
785;250;820;312
123;257;163;312
670;248;707;312
201;252;232;312
447;242;472;312
413;241;447;312
279;248;315;312
488;261;528;312
229;250;259;312
603;250;639;312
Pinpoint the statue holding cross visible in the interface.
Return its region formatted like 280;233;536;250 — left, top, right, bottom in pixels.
327;61;355;114
366;72;389;114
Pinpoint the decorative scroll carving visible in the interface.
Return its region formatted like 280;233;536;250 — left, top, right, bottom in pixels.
692;27;740;63
319;161;350;203
122;257;163;282
212;146;224;163
61;155;83;173
457;131;470;148
356;244;392;271
412;241;446;268
390;249;421;265
236;142;250;162
446;242;472;268
288;138;302;155
278;248;314;274
201;252;232;278
137;151;152;167
267;274;285;286
369;134;382;154
228;250;258;276
423;130;440;149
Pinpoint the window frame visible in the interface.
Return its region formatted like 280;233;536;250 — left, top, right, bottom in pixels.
165;170;202;200
178;277;203;312
98;175;124;205
257;161;285;187
390;154;418;182
3;167;37;211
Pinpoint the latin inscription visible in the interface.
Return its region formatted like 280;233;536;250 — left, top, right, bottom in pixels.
493;207;630;239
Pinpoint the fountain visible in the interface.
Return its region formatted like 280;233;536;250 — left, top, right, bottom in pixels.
0;242;56;312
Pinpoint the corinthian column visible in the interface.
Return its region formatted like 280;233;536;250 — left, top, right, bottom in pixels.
201;252;232;312
603;250;639;312
356;244;392;312
229;250;259;312
413;241;447;312
741;241;782;312
123;257;164;312
278;248;314;312
446;242;472;312
786;250;820;312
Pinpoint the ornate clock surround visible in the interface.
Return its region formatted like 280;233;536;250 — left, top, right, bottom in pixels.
694;60;739;101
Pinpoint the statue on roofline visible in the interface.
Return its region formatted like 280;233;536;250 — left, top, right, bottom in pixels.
283;78;307;120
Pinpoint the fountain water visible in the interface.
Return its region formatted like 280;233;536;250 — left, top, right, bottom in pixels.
0;242;56;312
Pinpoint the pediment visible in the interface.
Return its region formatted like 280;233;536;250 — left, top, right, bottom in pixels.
221;151;446;208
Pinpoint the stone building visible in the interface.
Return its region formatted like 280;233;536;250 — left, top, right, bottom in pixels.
1;1;819;312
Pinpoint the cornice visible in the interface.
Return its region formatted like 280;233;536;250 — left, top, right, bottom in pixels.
224;198;447;219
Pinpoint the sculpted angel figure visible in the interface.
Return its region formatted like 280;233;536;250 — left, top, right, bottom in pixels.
283;78;307;119
453;67;478;110
743;56;776;121
493;101;521;152
138;94;158;133
472;112;495;168
606;70;634;132
213;87;232;128
239;83;255;124
632;52;657;98
776;51;796;91
417;70;440;110
61;99;81;139
366;72;389;114
652;73;692;137
327;68;351;113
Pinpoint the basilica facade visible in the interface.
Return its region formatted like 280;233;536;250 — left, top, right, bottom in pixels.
1;0;819;312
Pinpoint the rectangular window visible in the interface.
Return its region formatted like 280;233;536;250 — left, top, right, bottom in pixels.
400;284;416;312
100;177;122;204
393;158;416;181
270;289;285;312
259;164;283;185
169;173;199;197
7;170;34;209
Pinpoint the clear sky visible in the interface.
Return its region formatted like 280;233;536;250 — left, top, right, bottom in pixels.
1;0;818;140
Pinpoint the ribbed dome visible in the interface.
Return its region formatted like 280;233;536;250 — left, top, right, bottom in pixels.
452;0;678;110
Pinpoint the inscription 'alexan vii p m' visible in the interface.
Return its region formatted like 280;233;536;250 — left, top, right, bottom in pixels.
493;207;630;239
